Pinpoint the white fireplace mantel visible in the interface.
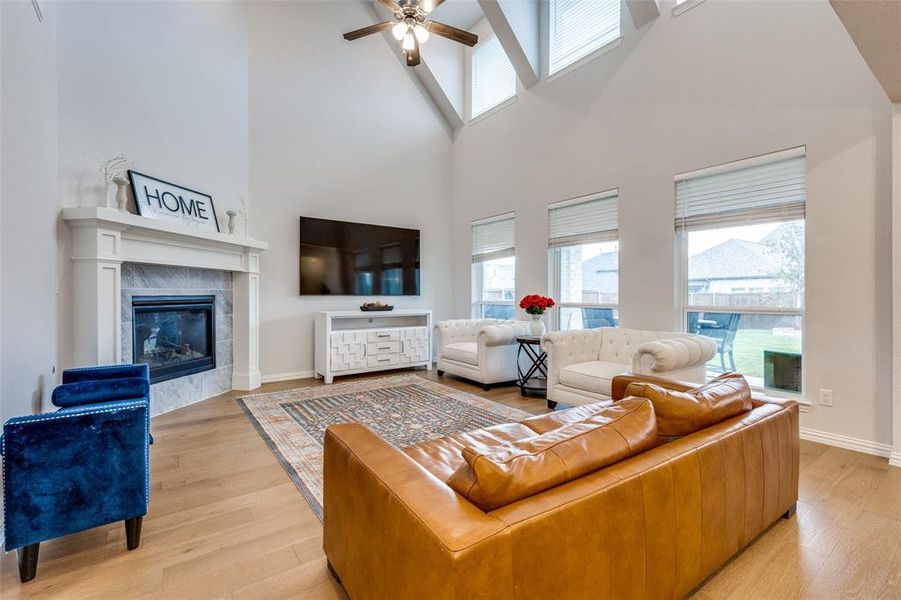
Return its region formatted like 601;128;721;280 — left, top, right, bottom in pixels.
62;206;269;390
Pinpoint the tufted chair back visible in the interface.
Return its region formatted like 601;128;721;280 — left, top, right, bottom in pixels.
598;328;696;365
435;319;511;347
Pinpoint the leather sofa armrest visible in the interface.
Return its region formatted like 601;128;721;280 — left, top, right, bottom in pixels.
611;373;696;401
323;423;511;597
632;337;717;374
324;423;506;552
612;372;799;410
478;322;530;348
750;393;799;410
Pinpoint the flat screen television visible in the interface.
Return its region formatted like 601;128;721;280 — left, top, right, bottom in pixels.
299;217;420;296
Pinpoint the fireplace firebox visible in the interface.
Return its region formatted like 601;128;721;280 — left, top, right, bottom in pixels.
132;295;216;384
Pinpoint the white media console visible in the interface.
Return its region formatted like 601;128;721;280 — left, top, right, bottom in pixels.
314;310;432;384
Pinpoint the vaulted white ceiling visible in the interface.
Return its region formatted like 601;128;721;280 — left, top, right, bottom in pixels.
830;0;901;102
428;0;485;30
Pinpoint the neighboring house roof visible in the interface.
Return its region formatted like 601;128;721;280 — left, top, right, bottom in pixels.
582;251;618;273
688;238;778;281
581;251;619;293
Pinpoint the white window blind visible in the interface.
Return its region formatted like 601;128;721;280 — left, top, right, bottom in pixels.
471;35;516;119
675;147;806;232
472;213;515;262
548;190;619;247
549;0;621;75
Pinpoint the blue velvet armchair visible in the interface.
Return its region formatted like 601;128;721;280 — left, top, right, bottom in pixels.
2;364;151;583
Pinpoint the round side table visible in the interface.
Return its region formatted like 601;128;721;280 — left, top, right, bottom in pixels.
516;336;548;399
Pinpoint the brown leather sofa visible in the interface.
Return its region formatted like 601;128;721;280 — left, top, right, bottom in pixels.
323;373;799;599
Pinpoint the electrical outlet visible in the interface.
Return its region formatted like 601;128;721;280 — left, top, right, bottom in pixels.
818;389;833;407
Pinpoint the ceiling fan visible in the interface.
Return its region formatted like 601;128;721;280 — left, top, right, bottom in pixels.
343;0;479;67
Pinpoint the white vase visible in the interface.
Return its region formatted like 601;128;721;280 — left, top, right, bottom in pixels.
529;314;545;336
226;209;238;234
112;177;130;212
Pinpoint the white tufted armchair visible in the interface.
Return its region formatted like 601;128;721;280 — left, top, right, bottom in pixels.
541;327;717;408
435;319;532;390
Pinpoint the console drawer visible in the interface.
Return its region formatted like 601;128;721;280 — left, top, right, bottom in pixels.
367;354;399;368
367;341;400;355
367;330;400;342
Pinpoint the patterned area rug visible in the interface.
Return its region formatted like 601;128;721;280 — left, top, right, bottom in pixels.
237;374;530;520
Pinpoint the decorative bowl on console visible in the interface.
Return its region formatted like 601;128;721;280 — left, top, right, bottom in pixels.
360;301;394;312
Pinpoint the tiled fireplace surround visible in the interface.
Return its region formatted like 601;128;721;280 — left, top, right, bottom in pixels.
121;264;234;414
63;207;268;417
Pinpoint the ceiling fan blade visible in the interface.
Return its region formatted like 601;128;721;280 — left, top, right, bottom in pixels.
343;21;394;41
405;36;421;67
419;0;445;14
377;0;402;13
428;21;478;47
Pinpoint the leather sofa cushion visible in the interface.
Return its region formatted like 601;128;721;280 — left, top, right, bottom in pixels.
446;397;656;511
624;372;753;437
558;361;629;395
521;401;614;434
404;422;536;482
442;342;479;366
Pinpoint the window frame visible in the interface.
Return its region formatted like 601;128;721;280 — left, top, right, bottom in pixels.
469;34;518;123
549;242;619;332
472;257;517;319
675;150;807;398
471;213;516;319
543;0;623;81
547;189;620;331
672;0;707;17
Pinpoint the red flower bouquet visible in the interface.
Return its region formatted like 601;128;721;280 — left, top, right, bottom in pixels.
519;294;556;316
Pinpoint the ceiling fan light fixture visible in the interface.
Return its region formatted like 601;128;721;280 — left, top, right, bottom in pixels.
391;21;407;40
402;30;416;51
413;23;430;44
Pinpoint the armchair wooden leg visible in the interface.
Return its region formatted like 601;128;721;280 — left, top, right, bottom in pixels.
125;516;144;550
17;543;39;583
482;383;492;391
782;503;797;519
437;370;445;377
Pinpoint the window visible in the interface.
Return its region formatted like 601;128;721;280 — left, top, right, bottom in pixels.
549;190;619;331
677;147;806;393
673;0;707;16
472;213;516;318
548;0;621;76
471;35;517;120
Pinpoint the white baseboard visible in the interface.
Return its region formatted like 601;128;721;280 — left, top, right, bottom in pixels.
889;451;901;468
799;427;892;459
260;370;316;384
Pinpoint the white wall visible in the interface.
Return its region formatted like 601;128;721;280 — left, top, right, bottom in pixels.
0;0;59;423
1;0;249;421
56;1;248;219
248;1;454;381
450;0;894;448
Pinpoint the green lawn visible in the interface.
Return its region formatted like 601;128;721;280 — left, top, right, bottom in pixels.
706;329;802;379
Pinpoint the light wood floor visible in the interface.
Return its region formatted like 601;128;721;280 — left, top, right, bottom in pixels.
2;370;900;599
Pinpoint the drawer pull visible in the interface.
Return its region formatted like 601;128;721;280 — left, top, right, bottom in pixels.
378;345;390;350
377;333;391;338
378;358;392;363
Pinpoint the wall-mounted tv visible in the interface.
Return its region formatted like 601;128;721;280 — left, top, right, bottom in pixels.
299;217;420;296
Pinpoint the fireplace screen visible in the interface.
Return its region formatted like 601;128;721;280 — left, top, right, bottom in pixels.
132;295;216;384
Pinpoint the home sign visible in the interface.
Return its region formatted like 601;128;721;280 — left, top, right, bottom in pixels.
128;170;220;233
